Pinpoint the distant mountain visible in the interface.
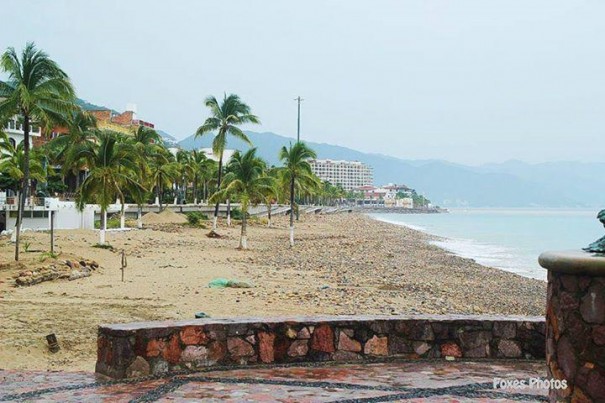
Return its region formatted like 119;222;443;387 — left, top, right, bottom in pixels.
178;130;602;208
157;129;178;146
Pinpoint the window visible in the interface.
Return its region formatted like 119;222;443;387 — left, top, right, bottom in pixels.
9;138;16;148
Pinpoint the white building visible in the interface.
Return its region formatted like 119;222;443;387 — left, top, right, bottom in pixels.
2;116;42;148
309;159;373;191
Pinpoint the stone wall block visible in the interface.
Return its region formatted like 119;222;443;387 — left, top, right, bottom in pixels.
458;330;491;351
364;335;388;356
180;327;208;346
227;337;255;360
287;339;309;357
496;340;522;358
559;274;578;292
440;342;462;358
297;327;311;339
338;332;362;352
580;283;605;324
126;356;150;378
181;345;209;363
388;335;412;355
310;324;335;353
493;322;516;339
162;335;182;365
258;331;276;363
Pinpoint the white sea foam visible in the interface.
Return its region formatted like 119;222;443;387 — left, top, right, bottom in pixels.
368;213;547;281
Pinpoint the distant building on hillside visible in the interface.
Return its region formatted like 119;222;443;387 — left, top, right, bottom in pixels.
88;104;155;136
201;148;236;163
309;159;373;191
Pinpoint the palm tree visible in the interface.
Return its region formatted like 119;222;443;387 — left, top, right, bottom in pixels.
278;142;317;246
0;42;76;260
261;167;279;228
0;140;47;196
129;126;163;226
74;131;142;245
148;147;179;211
49;109;98;189
195;94;260;232
210;148;274;249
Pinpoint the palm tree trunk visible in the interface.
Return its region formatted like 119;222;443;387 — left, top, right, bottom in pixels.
212;157;223;231
193;175;198;205
100;207;107;244
157;178;163;212
226;199;231;227
15;114;31;261
119;195;126;229
289;175;295;247
267;202;272;228
137;205;143;229
239;201;248;249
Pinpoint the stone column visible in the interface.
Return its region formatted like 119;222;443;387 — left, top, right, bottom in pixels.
539;250;605;402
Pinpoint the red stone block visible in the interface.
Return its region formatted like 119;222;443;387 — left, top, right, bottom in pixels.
364;335;388;356
162;335;182;364
440;342;462;358
180;327;208;345
258;332;276;363
146;339;165;358
310;324;335;353
338;332;361;352
287;339;309;357
208;341;227;362
227;337;255;358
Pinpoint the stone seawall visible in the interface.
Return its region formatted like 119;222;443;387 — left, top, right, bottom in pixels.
96;314;545;379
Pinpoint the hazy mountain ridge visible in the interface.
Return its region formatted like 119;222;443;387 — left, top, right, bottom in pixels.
177;131;602;208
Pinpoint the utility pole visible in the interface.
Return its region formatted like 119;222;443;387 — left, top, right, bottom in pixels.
295;96;303;142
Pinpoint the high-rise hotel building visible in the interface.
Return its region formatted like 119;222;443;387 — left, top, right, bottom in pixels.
309;159;373;191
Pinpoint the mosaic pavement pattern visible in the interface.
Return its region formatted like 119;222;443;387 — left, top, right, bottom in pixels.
0;360;548;402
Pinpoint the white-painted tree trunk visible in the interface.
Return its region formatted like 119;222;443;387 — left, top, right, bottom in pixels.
194;197;198;205
154;196;159;206
212;216;218;231
226;199;231;227
239;235;247;249
137;208;143;229
289;226;294;247
120;213;125;229
173;197;177;205
99;209;107;244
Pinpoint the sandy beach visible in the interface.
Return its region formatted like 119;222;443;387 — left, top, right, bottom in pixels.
0;212;546;372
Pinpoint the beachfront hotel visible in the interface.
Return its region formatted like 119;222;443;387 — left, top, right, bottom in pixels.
309;159;373;191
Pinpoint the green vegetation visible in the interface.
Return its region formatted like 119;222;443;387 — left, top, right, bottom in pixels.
185;211;209;225
0;42;75;261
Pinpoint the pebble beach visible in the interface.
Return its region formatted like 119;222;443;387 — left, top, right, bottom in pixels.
0;212;546;371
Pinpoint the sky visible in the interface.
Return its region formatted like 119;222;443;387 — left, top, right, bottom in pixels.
1;0;604;165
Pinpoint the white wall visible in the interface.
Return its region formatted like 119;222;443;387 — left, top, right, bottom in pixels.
4;199;96;231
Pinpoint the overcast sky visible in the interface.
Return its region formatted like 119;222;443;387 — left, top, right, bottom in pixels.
2;0;604;165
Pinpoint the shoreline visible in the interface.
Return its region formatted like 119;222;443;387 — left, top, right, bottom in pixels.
368;213;547;281
0;212;546;371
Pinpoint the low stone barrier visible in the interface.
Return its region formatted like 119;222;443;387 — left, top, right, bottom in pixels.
96;314;545;379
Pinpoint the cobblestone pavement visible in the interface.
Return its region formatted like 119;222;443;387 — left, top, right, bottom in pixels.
0;360;548;402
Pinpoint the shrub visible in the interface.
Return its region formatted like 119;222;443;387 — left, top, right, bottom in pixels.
230;207;248;220
186;211;209;225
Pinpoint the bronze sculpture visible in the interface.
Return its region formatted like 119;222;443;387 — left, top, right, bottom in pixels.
583;209;605;253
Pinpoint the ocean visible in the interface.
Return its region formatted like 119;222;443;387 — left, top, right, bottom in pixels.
369;208;604;281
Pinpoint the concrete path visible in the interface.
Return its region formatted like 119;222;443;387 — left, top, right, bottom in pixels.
0;360;548;402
